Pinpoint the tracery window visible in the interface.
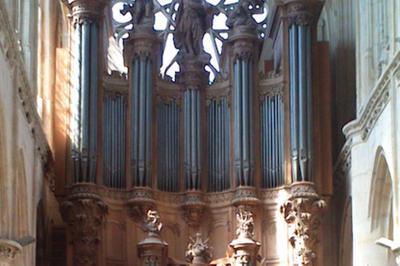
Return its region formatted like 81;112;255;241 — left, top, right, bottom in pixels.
111;0;268;82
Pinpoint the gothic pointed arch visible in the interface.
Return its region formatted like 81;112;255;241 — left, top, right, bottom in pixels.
368;147;393;234
368;147;396;264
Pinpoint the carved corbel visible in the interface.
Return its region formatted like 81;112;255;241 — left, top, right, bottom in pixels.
61;193;108;266
182;192;206;227
127;187;156;223
280;182;326;265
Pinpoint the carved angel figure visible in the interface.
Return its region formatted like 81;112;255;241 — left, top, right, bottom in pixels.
143;210;162;234
121;0;154;28
174;0;219;55
185;233;212;263
236;209;255;239
226;0;257;30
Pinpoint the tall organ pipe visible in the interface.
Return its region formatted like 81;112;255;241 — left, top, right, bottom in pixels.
71;20;99;183
184;89;201;190
131;56;153;187
157;102;179;192
207;98;230;192
103;94;127;188
234;57;254;187
289;23;313;182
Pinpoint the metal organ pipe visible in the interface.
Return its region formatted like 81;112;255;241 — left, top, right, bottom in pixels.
103;94;127;188
289;23;313;182
157;102;179;192
71;20;99;183
234;56;254;187
131;56;153;187
207;98;230;192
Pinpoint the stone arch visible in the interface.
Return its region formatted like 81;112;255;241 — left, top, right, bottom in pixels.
367;147;396;264
368;147;393;234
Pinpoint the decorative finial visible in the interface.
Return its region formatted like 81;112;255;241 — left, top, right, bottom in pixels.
143;210;163;235
235;208;255;240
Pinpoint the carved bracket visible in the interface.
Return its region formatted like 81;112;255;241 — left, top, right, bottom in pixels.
280;182;326;265
127;188;156;223
182;192;206;227
61;192;108;266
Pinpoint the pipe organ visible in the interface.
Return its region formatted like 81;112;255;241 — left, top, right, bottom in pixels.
59;0;333;265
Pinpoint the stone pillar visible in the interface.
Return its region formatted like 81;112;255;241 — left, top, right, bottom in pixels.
280;182;326;266
185;233;212;266
65;0;109;183
137;210;168;266
229;209;260;266
61;185;108;266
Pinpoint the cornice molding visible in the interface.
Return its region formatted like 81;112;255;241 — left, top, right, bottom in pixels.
343;50;400;143
0;3;53;172
63;183;294;209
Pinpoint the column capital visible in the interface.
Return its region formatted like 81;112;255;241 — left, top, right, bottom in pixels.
123;31;162;63
280;182;326;265
282;0;324;26
63;0;109;23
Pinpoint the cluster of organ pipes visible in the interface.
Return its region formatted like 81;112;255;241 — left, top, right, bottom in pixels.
183;89;202;190
207;98;230;192
233;58;254;187
289;23;313;182
157;101;180;192
260;94;284;188
130;56;153;187
103;93;127;188
71;21;99;183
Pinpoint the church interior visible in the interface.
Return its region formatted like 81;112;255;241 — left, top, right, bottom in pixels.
0;0;399;265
